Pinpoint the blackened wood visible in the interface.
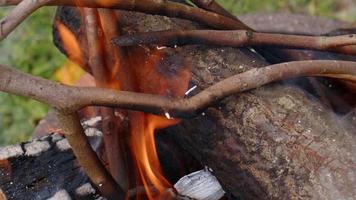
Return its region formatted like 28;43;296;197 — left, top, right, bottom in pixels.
52;9;356;200
0;133;104;200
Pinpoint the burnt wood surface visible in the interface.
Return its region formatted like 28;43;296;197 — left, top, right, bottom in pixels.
0;8;355;200
53;9;356;200
0;132;104;200
0;116;199;200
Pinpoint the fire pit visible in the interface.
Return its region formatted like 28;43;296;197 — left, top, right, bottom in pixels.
0;1;355;199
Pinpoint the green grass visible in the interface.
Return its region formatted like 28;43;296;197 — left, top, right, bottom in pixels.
0;1;355;145
0;7;66;145
217;0;356;21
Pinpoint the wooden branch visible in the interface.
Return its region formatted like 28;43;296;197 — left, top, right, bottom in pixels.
55;111;125;200
0;0;249;40
84;8;131;189
0;0;52;40
0;60;355;118
83;8;108;85
112;30;356;55
0;125;185;199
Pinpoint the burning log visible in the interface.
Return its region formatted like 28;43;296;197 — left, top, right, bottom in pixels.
0;121;201;200
0;122;105;200
0;0;355;199
51;8;356;200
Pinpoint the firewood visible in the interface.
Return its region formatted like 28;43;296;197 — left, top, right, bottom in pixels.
50;8;356;199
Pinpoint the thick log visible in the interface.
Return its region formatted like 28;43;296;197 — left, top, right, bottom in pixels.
52;9;356;200
0;124;105;200
240;13;356;114
0;8;354;200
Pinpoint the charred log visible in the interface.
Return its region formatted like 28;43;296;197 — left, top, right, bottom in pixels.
0;132;104;200
0;115;201;200
50;8;356;200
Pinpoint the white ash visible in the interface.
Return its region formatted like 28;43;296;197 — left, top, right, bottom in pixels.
47;189;72;200
156;46;167;50
164;112;173;119
82;116;102;127
51;133;64;143
24;140;50;156
85;127;103;151
56;139;71;151
174;168;225;200
0;144;23;160
185;85;198;96
85;127;103;137
75;183;96;196
248;47;257;54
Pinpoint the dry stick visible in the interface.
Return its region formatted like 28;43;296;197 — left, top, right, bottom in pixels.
0;2;350;199
3;0;354;54
0;0;53;40
187;0;356;107
0;0;249;41
84;8;108;85
189;0;356;56
81;8;126;198
0;60;355;118
85;7;131;191
188;0;356;108
112;30;356;55
55;111;125;200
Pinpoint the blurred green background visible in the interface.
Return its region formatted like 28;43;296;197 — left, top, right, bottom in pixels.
0;0;355;145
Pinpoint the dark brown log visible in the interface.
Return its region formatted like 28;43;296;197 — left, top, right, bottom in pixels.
0;10;355;200
50;8;356;200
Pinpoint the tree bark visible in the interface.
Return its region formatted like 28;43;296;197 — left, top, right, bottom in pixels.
52;8;356;199
0;9;354;200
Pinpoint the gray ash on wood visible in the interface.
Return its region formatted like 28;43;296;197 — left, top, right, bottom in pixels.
0;134;103;200
51;8;356;200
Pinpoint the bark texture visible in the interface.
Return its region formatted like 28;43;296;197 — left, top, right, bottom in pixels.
1;9;354;200
165;13;356;200
52;8;356;199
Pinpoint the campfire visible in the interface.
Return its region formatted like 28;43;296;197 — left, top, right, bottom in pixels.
0;1;355;200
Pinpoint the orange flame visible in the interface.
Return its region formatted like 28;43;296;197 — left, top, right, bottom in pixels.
126;47;191;199
130;113;179;198
57;23;84;67
57;11;192;199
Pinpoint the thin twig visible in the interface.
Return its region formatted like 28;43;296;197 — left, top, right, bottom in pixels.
0;60;355;118
83;7;130;192
84;8;108;86
84;8;130;190
0;0;249;36
112;30;356;55
188;1;356;58
0;0;52;41
55;111;125;200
